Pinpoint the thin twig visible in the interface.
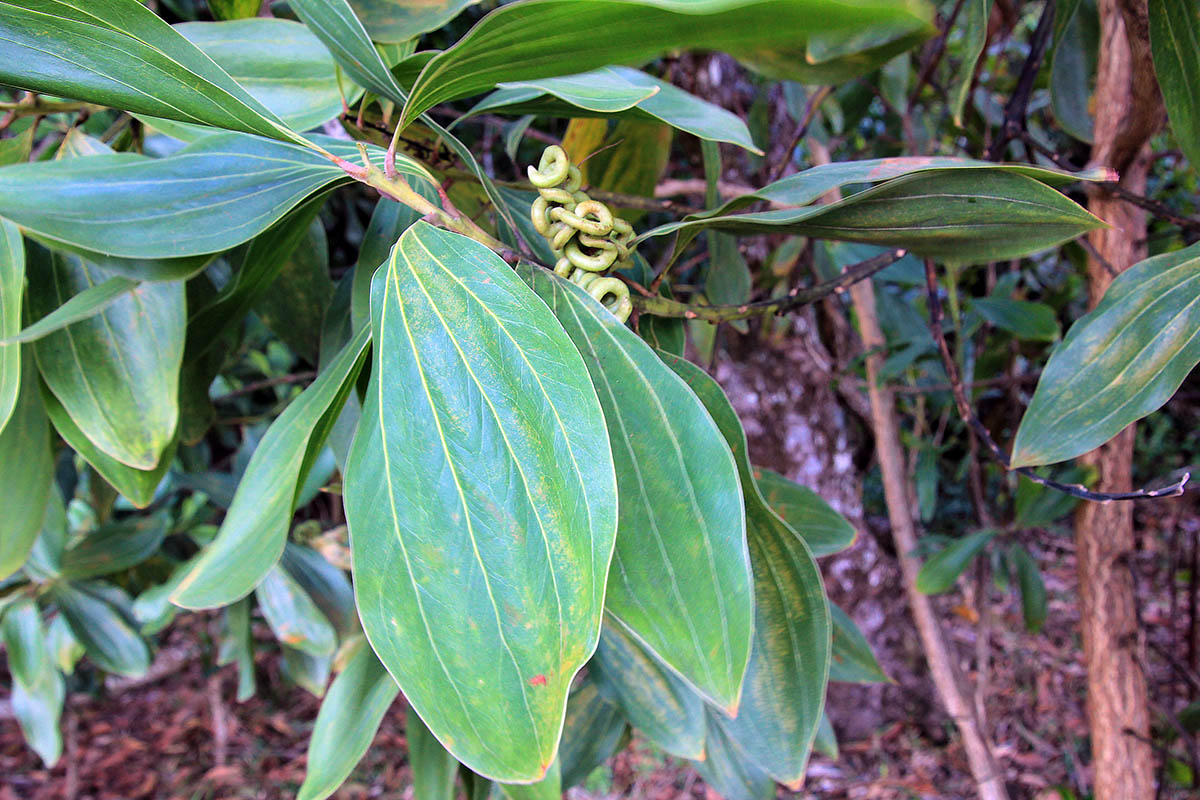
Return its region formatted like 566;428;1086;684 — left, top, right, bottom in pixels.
985;0;1057;161
632;248;906;321
213;372;316;401
923;258;1189;502
766;85;831;183
907;0;969;112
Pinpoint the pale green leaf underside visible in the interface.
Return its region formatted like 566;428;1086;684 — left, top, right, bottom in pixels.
345;223;616;782
0;218;23;431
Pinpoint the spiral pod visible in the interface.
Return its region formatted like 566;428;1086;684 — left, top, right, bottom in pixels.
527;146;636;323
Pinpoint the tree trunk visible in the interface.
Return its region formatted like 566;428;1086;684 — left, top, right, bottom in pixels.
1077;1;1163;797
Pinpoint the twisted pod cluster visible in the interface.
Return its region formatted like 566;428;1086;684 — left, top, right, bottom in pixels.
528;146;635;322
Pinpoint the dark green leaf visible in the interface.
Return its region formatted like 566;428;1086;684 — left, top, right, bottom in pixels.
253;219;334;364
1012;242;1200;467
662;351;829;786
1150;0;1200;171
0;133;432;259
176;18;359;131
281;543;356;638
28;246;184;470
408;709;460;800
949;0;990;126
915;530;996;595
297;641;399;800
691;711;776;800
829;604;889;683
590;619;705;760
1010;544;1047;633
60;513;169;579
349;0;477;42
1013;468;1086;528
399;0;934;128
517;265;752;713
752;468;857;557
468;66;762;153
0;0;298;143
171;327;370;609
53;582;150;677
255;563;337;656
0;355;53;580
345;223;616;782
290;0;410;104
1050;0;1097;142
973;296;1060;342
558;680;626;790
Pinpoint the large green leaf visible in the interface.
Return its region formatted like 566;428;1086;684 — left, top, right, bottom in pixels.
52;582;150;677
558;681;627;790
60;513;169;580
0;354;51;581
399;0;934;129
752;468;856;558
345;223;616;782
171;326;370;609
468;66;762;153
517;265;752;713
40;385;173;508
350;0;480;42
297;641;399;800
290;0;410;104
0;133;433;259
255;563;338;657
0;0;298;143
28;246;183;470
661;351;829;787
1012;243;1200;467
175;18;360;132
590;618;705;760
0;218;21;430
1150;0;1200;171
644;168;1105;264
2;599;63;766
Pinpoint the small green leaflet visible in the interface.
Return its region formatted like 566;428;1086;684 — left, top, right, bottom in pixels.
915;530;996;594
518;265;753;714
1012;242;1200;467
345;223;616;782
171;325;370;609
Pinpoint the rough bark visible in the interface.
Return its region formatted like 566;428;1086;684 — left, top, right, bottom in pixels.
1076;0;1163;797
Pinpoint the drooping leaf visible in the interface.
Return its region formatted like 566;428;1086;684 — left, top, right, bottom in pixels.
171;326;370;609
467;66;762;153
915;530;996;595
1150;0;1200;171
517;264;752;713
1010;544;1048;633
0;218;22;429
2;600;63;766
176;18;362;132
752;468;857;558
644;168;1105;265
1012;243;1200;467
289;0;410;104
590;619;705;760
60;513;169;580
400;0;934;128
40;385;173;508
558;680;627;790
661;351;829;786
52;582;150;677
0;353;52;580
949;0;990;126
255;563;338;657
216;598;256;701
691;711;776;800
345;223;616;782
0;0;299;143
0;133;432;259
28;246;184;470
829;604;889;683
1050;0;1097;142
408;710;461;800
297;641;399;800
349;0;480;42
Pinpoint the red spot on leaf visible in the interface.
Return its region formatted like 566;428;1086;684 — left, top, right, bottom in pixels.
528;674;547;687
